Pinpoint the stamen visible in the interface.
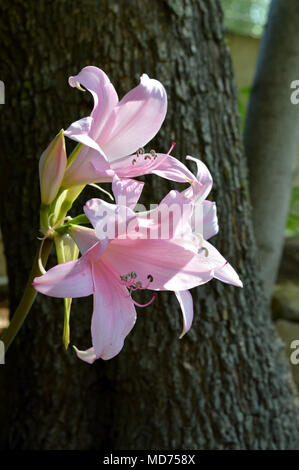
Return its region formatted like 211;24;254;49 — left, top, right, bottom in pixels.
132;292;157;308
167;141;176;155
74;80;86;92
150;149;157;159
120;272;154;291
199;246;209;257
136;147;145;156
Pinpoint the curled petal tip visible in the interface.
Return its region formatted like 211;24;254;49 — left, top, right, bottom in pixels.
73;345;97;364
140;73;150;82
175;291;193;341
179;328;187;340
68;77;86;91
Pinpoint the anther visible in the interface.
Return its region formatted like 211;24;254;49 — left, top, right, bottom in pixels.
200;246;209;257
136;147;144;156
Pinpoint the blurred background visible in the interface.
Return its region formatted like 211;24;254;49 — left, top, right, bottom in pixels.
223;0;299;391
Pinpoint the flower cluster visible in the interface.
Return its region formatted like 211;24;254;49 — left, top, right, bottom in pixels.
33;66;242;363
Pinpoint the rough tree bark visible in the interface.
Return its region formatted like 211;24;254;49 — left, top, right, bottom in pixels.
0;0;298;450
244;0;299;303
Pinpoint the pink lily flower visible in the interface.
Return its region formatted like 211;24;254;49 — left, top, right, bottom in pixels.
33;178;242;363
62;66;200;187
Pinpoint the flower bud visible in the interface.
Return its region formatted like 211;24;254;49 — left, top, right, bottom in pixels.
39;129;67;205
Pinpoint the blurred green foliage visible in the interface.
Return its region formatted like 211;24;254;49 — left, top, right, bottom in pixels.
286;187;299;238
222;0;270;37
238;85;251;130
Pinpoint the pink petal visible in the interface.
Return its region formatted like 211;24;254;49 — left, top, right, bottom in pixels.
64;117;103;152
111;152;170;179
202;201;218;239
101;238;221;292
99;74;167;161
73;346;97;364
214;262;243;287
112;175;144;209
90;262;137;360
203;241;243;287
84;198;138;241
191;200;219;240
62;66;119;187
152;155;196;183
69;226;99;254
182;156;213;201
67;66;118;142
33;255;94;298
175;290;194;339
137;189;195;240
62;145;113;187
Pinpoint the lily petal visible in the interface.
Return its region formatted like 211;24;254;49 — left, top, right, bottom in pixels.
203;241;243;287
84;198;138;240
112;175;144;209
101;238;222;292
33;255;94;298
73;346;97;364
64;117;103;152
182;156;213;201
152;155;196;183
99;74;167;161
90;262;137;360
137;189;195;240
62;145;113;187
67;66;118;141
69;226;99;254
214;262;243;287
191;200;219;240
175;290;194;339
111;152;170;179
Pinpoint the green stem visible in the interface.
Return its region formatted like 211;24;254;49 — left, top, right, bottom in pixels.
1;238;53;352
66;143;83;169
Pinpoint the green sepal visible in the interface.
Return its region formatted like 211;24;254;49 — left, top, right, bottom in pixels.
68;214;90;226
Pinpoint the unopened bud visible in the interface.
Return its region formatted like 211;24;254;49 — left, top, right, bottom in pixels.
39;129;67;205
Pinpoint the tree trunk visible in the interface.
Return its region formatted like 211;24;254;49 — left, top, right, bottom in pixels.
244;0;299;303
0;0;298;450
